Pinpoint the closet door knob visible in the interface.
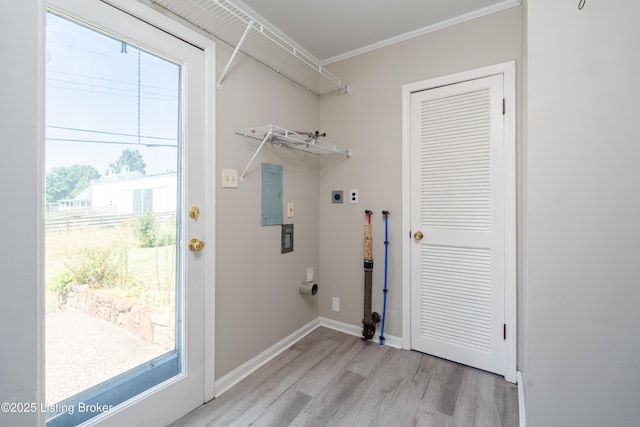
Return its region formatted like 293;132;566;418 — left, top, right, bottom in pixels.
413;231;424;241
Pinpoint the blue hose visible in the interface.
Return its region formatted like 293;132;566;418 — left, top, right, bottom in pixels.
379;210;389;346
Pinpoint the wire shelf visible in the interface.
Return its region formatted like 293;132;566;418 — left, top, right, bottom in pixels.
236;125;351;182
152;0;350;95
238;125;351;156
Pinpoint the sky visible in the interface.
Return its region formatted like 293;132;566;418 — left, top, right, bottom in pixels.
45;11;180;176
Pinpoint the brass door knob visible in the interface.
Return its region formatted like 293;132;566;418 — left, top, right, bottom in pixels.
188;238;205;252
413;231;424;241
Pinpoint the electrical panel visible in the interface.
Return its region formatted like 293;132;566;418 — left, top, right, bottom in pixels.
261;163;283;226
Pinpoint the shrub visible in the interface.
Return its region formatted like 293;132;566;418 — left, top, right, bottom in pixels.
133;209;159;248
50;270;75;308
132;211;176;248
67;245;119;289
158;216;176;247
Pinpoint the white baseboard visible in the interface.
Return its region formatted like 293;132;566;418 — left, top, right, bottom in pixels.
318;317;403;349
213;316;404;398
517;370;526;427
214;318;321;397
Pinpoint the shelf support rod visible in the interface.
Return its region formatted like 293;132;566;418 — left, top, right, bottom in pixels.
240;130;272;183
217;21;253;89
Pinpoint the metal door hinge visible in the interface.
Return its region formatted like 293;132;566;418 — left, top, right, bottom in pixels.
503;324;507;340
502;98;506;115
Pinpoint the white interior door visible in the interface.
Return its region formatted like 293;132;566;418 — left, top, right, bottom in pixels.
45;1;212;425
410;74;508;376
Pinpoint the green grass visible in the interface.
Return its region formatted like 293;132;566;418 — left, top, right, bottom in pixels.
45;224;176;313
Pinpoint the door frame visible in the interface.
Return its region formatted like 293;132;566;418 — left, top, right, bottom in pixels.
401;61;516;382
40;0;217;421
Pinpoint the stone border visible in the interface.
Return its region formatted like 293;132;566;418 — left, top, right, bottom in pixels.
65;284;175;350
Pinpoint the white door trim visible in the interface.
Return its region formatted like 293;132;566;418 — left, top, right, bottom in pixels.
401;61;516;382
44;0;217;417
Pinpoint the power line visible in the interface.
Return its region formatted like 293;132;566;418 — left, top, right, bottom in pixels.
46;83;177;102
47;69;177;92
45;137;177;148
46;77;177;100
137;49;141;144
47;125;176;141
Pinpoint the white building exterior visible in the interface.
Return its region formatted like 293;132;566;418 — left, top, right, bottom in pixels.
91;171;177;214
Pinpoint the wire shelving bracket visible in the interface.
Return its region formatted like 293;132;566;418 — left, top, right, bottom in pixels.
236;124;352;183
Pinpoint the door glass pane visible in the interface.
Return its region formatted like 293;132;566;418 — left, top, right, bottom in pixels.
45;10;183;425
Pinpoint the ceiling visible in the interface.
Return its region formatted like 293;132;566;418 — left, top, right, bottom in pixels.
229;0;520;64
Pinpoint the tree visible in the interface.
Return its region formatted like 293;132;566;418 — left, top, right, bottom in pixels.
108;148;146;175
45;164;100;203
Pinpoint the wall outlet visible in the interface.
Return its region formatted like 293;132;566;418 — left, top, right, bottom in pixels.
331;190;343;204
332;297;340;312
349;189;359;204
222;169;238;188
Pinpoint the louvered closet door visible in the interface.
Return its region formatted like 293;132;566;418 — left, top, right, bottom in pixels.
410;74;506;375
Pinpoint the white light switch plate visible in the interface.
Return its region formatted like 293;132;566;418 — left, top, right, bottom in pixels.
222;169;238;188
287;202;294;217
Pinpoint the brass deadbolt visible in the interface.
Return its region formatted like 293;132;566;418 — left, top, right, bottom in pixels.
189;206;200;220
413;231;424;241
188;238;205;252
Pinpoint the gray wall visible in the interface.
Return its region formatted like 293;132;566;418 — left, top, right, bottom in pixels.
318;7;523;342
526;1;640;425
0;2;44;426
214;44;321;378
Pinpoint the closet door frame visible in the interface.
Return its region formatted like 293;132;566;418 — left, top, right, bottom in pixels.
401;61;516;382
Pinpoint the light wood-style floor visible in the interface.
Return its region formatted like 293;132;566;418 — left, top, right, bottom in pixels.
171;327;518;427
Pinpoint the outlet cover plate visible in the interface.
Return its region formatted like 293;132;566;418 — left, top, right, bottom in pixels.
349;189;359;204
